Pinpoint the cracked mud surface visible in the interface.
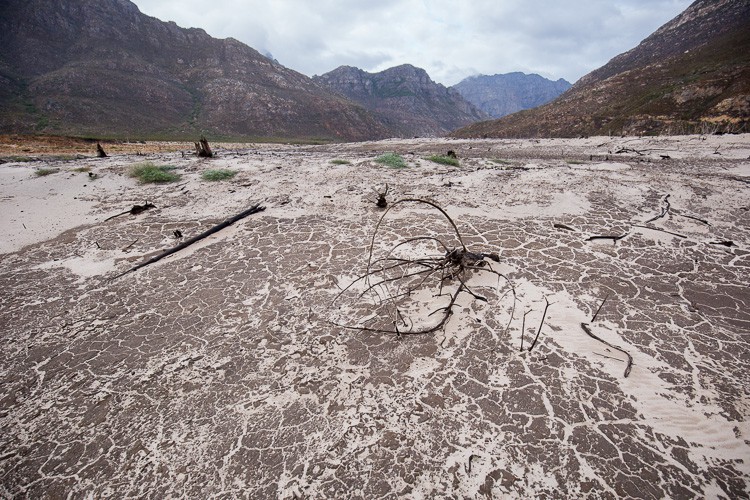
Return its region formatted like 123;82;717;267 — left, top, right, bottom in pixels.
1;135;749;498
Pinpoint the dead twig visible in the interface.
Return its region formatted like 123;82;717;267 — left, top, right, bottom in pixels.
581;323;632;377
528;297;550;352
110;204;265;280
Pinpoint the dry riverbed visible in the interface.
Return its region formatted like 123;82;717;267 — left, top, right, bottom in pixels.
1;135;749;498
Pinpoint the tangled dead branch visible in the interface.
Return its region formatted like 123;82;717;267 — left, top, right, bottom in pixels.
332;198;516;336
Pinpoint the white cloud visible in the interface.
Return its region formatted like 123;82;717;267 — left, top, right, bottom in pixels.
132;0;692;85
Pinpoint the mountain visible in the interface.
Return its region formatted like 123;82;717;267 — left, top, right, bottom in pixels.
313;65;488;137
451;73;571;119
0;0;389;141
453;0;750;138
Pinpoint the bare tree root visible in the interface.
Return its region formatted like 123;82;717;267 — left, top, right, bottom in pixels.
332;198;516;337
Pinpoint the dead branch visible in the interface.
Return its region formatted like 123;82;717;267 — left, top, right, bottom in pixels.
591;293;609;322
553;223;576;232
672;210;710;226
104;201;156;222
709;240;735;248
644;194;671;223
528;296;550;352
586;234;628;242
581;323;632;377
632;224;687;239
520;309;532;351
110;204;265;280
614;147;644;156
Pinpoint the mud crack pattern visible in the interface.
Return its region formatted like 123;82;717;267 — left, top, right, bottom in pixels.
0;136;748;498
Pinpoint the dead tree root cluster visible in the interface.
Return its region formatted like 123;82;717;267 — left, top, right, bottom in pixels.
332;198;516;336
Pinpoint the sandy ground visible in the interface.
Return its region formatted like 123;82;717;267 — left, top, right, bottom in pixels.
0;134;749;498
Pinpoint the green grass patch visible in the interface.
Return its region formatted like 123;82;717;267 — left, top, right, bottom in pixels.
490;158;512;165
375;152;407;169
425;155;459;167
201;169;237;181
34;167;59;176
128;162;181;183
330;159;351;165
72;166;91;172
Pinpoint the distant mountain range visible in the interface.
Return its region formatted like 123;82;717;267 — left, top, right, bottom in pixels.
453;0;750;138
313;65;487;137
3;0;739;141
451;73;571;119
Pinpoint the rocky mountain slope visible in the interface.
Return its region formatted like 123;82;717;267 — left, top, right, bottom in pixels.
314;65;488;137
453;0;750;138
0;0;389;141
452;73;571;119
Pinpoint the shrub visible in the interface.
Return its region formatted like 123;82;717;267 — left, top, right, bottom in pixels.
72;166;91;172
201;169;237;181
375;152;407;169
425;155;459;167
34;168;59;176
128;162;180;183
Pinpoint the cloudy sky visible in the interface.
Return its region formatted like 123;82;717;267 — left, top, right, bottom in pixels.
132;0;692;86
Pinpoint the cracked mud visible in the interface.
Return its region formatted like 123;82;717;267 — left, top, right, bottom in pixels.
1;135;749;498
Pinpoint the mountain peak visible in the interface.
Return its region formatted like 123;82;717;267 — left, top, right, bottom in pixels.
453;0;750;137
452;73;571;119
314;64;487;137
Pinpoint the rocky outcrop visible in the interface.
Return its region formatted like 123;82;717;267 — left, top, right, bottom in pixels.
453;0;750;138
314;64;488;137
452;73;571;119
0;0;389;141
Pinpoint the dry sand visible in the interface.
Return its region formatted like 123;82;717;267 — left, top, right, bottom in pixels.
0;134;749;498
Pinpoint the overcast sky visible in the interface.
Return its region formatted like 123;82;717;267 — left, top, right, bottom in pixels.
132;0;692;86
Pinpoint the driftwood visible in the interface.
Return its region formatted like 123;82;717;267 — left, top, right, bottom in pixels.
581;323;632;377
111;204;265;280
553;223;576;232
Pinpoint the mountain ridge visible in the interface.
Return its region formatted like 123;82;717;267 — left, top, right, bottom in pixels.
0;0;390;141
313;64;488;137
